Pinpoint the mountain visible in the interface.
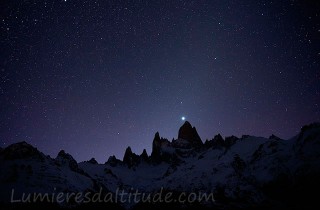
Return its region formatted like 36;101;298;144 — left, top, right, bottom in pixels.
0;122;320;209
177;121;202;147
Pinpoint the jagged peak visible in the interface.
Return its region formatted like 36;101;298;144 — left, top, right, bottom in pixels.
106;155;122;166
154;131;160;140
57;149;66;156
141;149;148;157
152;132;170;145
178;121;195;135
4;141;34;149
204;134;225;149
88;157;98;164
107;155;118;161
296;122;320;144
125;146;132;152
213;134;224;141
182;120;192;127
0;141;44;160
140;149;149;162
123;146;140;167
56;149;75;160
56;150;79;171
123;147;131;161
178;121;202;145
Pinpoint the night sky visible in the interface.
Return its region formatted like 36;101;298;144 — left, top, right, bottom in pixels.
1;0;319;163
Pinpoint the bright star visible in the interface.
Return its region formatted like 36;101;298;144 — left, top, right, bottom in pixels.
181;116;186;121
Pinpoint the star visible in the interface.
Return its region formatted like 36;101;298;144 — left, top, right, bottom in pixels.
0;0;316;163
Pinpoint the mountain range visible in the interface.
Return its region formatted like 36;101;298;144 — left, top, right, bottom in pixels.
1;121;320;209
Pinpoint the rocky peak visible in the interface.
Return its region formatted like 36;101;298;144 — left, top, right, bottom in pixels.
88;158;98;164
178;121;202;146
0;141;44;160
205;134;224;149
152;132;170;148
214;133;224;141
140;149;149;162
56;150;79;172
57;150;73;160
123;146;140;168
106;155;122;167
297;122;320;145
154;132;160;142
151;132;173;163
123;147;133;160
295;122;320;160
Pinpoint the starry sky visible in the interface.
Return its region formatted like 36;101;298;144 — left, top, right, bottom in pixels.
1;0;319;163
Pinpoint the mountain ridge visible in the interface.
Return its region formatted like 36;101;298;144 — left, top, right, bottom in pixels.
0;122;320;209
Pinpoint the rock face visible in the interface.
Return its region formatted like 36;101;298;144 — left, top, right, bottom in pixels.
140;149;149;162
88;158;98;164
106;155;122;167
150;122;206;163
122;147;150;167
123;146;140;168
0;141;44;160
151;122;204;163
295;122;320;161
151;132;172;163
204;134;239;150
55;150;80;172
178;121;202;146
204;134;224;149
152;132;171;150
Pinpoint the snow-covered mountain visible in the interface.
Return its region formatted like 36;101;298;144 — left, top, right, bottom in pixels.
1;122;320;209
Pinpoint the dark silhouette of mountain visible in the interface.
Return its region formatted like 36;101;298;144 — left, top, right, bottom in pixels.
0;141;45;161
177;121;202;146
123;146;141;168
1;122;320;210
140;149;149;163
84;158;98;164
105;155;122;166
56;149;80;172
